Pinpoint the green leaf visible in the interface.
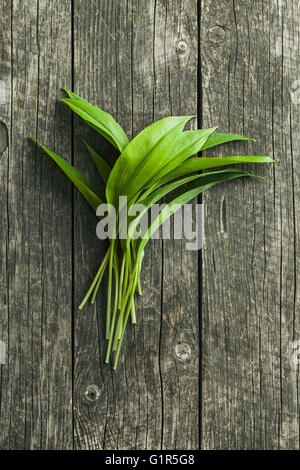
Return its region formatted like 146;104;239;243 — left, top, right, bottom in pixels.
143;127;218;190
106;115;195;207
60;92;129;152
27;137;103;212
128;170;239;245
61;88;88;103
136;169;254;258
82;138;111;184
156;155;274;187
201;133;255;151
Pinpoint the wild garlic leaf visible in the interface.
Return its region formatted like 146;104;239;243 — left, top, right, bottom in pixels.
143;127;218;189
27;137;103;212
61;88;88;103
122;118;193;204
201;133;255;151
156;155;274;187
128;170;237;245
60;94;129;152
29;90;275;369
82;138;111;184
136;169;253;258
106;115;194;207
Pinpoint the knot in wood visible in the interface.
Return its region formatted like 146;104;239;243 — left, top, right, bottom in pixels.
208;25;226;45
176;38;188;54
0;120;8;154
175;341;192;362
84;384;100;402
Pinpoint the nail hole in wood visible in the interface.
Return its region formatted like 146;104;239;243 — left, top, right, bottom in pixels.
174;341;192;362
84;384;100;402
176;38;188;54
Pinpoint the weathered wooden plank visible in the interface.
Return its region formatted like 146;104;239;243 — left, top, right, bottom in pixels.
159;0;199;450
73;0;199;450
0;0;73;449
0;0;12;451
2;0;298;451
201;0;300;450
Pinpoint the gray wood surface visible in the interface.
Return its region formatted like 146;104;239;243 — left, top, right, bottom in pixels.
201;0;300;450
0;0;73;450
72;0;199;450
0;0;299;450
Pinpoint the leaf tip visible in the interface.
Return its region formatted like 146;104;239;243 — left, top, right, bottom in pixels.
250;173;264;180
60;88;74;99
58;97;72;105
26;136;40;146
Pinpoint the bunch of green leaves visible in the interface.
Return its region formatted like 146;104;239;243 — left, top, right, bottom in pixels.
28;89;273;369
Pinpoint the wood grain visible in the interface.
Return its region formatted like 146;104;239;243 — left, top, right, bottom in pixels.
72;0;199;450
0;0;11;450
0;0;73;449
0;0;299;451
201;0;300;450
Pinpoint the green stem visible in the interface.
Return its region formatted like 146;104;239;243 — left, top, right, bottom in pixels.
113;253;132;350
137;277;142;296
118;312;123;340
91;256;108;304
120;248;130;311
113;268;139;369
105;239;115;339
118;253;126;309
131;301;136;325
105;254;119;363
121;246;135;324
79;249;110;310
113;301;127;351
131;240;142;296
126;247;136;324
